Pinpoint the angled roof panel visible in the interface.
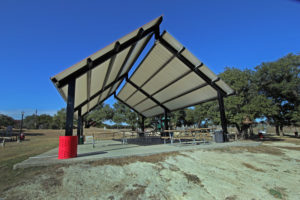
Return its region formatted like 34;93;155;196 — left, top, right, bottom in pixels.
163;85;217;110
130;43;174;87
216;79;235;95
51;16;162;116
143;106;164;118
116;31;234;117
141;56;190;95
135;98;157;112
117;83;136;101
153;72;206;103
126;90;147;107
90;59;110;97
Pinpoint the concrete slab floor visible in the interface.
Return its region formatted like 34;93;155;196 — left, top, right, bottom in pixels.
13;139;261;169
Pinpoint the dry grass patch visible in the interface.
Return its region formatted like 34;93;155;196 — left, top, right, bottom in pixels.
208;145;284;156
88;151;185;167
275;146;300;151
242;162;265;172
121;184;147;200
182;172;203;186
225;195;238;200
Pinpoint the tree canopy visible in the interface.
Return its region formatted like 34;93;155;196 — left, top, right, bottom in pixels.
0;114;15;127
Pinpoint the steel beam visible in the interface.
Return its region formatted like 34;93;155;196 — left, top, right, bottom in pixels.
132;62;202;109
114;93;146;118
161;78;221;105
126;78;170;112
82;93;113;118
74;73;127;111
151;63;203;97
107;28;148;96
158;32;227;97
86;58;92;112
98;42;120;103
123;43;158;102
65;78;76;136
74;31;153;112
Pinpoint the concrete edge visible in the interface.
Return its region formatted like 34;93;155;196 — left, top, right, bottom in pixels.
13;141;262;170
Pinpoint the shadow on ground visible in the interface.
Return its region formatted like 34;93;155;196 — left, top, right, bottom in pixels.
249;135;284;142
113;137;164;146
24;132;45;136
77;151;107;157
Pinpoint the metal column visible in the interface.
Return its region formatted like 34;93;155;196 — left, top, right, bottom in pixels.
141;116;145;132
164;110;169;131
81;117;84;137
218;91;228;141
77;107;82;144
65;78;75;136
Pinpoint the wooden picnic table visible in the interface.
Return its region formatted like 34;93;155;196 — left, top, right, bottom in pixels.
161;128;214;144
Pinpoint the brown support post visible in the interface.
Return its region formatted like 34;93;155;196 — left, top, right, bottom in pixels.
65;78;75;136
218;91;228;141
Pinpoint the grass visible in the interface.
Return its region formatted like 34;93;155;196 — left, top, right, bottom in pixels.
268;187;287;199
0;129;63;194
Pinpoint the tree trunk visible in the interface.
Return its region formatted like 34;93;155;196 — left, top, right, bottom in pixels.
280;125;284;137
240;124;250;140
275;125;280;136
197;120;201;128
249;125;254;138
234;123;241;140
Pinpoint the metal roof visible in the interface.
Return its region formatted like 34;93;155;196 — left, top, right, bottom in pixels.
116;31;234;118
51;16;162;116
51;16;234;119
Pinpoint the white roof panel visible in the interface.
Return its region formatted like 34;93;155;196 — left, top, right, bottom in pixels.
163;85;217;111
51;16;162;116
116;31;234;117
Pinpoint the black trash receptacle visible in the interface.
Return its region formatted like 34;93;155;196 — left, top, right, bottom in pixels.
214;130;224;143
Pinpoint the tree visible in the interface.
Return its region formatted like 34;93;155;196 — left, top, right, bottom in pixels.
0;114;15;127
170;110;186;127
194;101;217;127
255;53;300;135
24;115;36;129
220;67;276;137
113;101;138;130
86;103;114;127
185;108;196;126
52;108;66;129
192;67;275;137
37;114;53;129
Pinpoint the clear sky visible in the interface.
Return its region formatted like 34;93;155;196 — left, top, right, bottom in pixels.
0;0;299;119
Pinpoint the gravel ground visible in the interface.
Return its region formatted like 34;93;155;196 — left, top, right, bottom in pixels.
2;140;300;200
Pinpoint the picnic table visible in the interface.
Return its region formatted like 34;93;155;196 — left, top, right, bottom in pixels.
162;128;215;144
118;130;137;144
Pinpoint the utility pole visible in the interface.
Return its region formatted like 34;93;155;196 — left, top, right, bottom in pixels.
35;109;38;129
19;111;24;140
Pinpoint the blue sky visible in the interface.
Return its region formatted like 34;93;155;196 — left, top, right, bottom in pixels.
0;0;299;119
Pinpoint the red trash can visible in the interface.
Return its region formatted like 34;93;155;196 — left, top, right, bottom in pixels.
58;136;78;159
